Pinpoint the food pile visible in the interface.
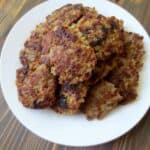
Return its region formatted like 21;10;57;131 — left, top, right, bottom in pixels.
16;4;144;119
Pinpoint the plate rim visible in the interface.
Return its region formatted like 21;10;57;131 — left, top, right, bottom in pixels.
0;0;150;147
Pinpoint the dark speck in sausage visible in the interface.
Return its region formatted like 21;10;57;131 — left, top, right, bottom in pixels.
58;95;68;108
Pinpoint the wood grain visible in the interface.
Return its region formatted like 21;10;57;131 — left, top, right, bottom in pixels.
0;0;149;150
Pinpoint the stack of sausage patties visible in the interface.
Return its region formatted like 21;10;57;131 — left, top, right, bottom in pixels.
16;4;144;119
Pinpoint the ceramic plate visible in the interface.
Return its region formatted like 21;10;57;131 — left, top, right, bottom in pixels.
0;0;150;146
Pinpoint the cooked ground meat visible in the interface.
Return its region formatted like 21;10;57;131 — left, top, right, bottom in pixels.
74;11;124;85
49;43;96;84
54;83;88;114
46;4;84;27
83;81;122;119
20;23;50;69
16;64;56;108
77;14;124;60
107;32;144;103
16;4;145;119
88;56;119;85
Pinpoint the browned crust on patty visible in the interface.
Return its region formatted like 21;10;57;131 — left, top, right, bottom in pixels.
46;4;84;27
83;80;122;119
20;23;50;68
44;25;96;84
16;64;56;108
77;14;124;60
107;32;144;103
54;83;88;114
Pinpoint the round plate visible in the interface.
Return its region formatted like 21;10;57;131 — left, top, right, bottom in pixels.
0;0;150;147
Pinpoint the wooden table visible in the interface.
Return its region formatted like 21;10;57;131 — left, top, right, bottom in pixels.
0;0;149;149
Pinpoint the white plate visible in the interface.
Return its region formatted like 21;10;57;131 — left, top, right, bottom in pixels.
0;0;150;147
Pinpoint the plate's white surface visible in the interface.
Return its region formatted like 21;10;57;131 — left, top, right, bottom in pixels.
0;0;150;146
